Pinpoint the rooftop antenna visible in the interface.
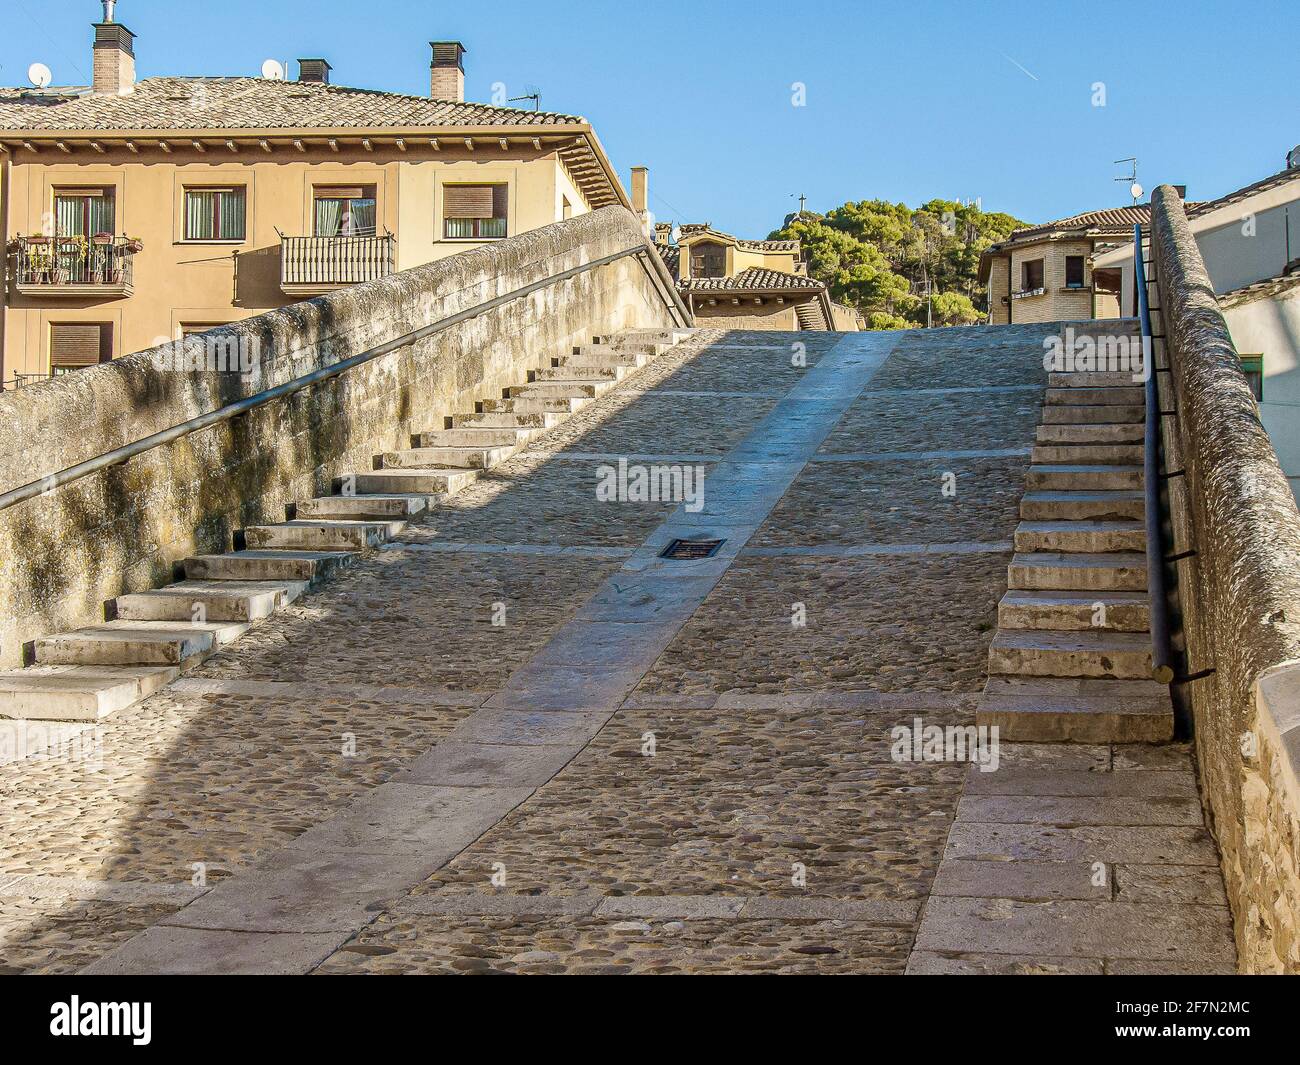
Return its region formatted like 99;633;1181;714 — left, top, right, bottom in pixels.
1114;157;1142;205
27;62;53;89
508;91;540;111
261;58;285;81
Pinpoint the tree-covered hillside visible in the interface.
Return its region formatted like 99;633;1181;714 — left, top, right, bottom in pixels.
768;200;1027;329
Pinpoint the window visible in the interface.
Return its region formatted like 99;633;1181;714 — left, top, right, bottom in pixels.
1021;258;1044;291
562;196;572;221
49;323;112;373
184;187;246;241
314;186;377;237
1239;354;1264;401
443;184;507;239
54;188;115;237
690;241;727;279
180;323;226;338
1065;255;1086;288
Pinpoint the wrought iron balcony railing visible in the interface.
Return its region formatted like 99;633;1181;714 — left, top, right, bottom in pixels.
280;234;396;295
11;235;137;297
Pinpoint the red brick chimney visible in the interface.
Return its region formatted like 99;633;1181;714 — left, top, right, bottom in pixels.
92;1;135;96
430;41;465;102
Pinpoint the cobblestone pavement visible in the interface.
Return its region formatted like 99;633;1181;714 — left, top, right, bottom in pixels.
0;327;1236;975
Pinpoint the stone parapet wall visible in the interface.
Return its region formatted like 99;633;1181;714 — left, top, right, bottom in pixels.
0;206;685;667
1151;185;1300;973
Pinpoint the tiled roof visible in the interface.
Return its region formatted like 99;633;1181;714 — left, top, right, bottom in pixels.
1188;165;1300;217
675;223;799;252
1217;265;1300;309
657;244;681;276
1010;206;1150;240
0;77;586;132
680;267;825;293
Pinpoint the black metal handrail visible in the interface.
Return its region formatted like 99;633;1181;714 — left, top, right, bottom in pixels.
0;243;687;513
1133;223;1175;684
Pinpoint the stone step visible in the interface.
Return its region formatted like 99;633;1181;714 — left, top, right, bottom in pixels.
593;328;690;345
351;469;479;495
1036;422;1145;445
296;494;429;521
1042;404;1144;424
413;427;532;448
1020;490;1144;522
505;380;612;400
977;676;1172;743
1031;443;1144;466
481;396;591;415
114;579;307;622
1013;519;1146;553
997;590;1151;632
988;629;1154;680
381;446;513;470
553;351;645;370
1045;385;1145;406
575;341;663;356
244;519;403;552
0;664;180;722
532;365;626;382
452;410;565;430
184;550;355;583
1026;464;1142;492
35;620;249;667
1009;551;1148;591
1047;371;1146;389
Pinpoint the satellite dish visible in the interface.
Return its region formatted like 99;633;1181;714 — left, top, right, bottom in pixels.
27;62;52;89
261;59;285;81
1130;182;1144;202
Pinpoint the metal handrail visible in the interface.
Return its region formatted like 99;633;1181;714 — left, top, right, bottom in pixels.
0;243;686;514
1133;223;1176;684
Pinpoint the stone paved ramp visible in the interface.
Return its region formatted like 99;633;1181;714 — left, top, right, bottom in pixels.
0;328;1235;975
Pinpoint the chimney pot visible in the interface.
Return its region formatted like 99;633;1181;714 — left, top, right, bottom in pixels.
298;58;332;84
92;15;135;95
430;41;466;102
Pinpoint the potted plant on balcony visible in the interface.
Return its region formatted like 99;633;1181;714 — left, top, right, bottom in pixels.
124;236;143;254
22;235;54;284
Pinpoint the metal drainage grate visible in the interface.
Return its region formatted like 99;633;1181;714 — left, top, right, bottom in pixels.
660;537;725;560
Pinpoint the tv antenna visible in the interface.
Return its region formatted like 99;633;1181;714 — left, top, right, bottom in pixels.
28;62;52;89
1114;157;1142;205
509;88;540;111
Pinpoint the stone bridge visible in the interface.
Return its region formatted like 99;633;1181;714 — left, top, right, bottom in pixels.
0;196;1296;975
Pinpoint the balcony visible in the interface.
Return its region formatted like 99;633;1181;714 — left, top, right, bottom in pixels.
280;234;396;297
11;235;137;298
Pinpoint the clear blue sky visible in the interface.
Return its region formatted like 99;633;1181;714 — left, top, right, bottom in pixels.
4;0;1295;235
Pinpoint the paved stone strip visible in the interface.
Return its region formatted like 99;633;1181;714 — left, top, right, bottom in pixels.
84;333;898;975
635;389;788;398
0;874;202;905
859;385;1042;397
743;542;1012;558
381;542;635;559
808;448;1031;462
906;746;1238;975
392;892;919;924
168;678;488;706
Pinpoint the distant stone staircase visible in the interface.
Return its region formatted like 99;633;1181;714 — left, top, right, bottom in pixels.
978;351;1174;743
0;328;692;723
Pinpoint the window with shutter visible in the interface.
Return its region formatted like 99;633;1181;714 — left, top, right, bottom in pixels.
49;323;111;372
443;184;507;239
313;185;377;237
184;187;247;241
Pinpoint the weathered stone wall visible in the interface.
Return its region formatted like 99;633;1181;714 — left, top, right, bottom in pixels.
0;206;686;667
1151;185;1300;973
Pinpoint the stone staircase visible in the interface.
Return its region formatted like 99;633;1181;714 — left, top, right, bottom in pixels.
978;362;1174;743
0;328;692;723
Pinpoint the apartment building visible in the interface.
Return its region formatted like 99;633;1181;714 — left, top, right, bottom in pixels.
0;6;628;385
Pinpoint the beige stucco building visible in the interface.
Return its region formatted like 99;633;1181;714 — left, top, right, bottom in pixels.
0;10;628;384
651;221;854;330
